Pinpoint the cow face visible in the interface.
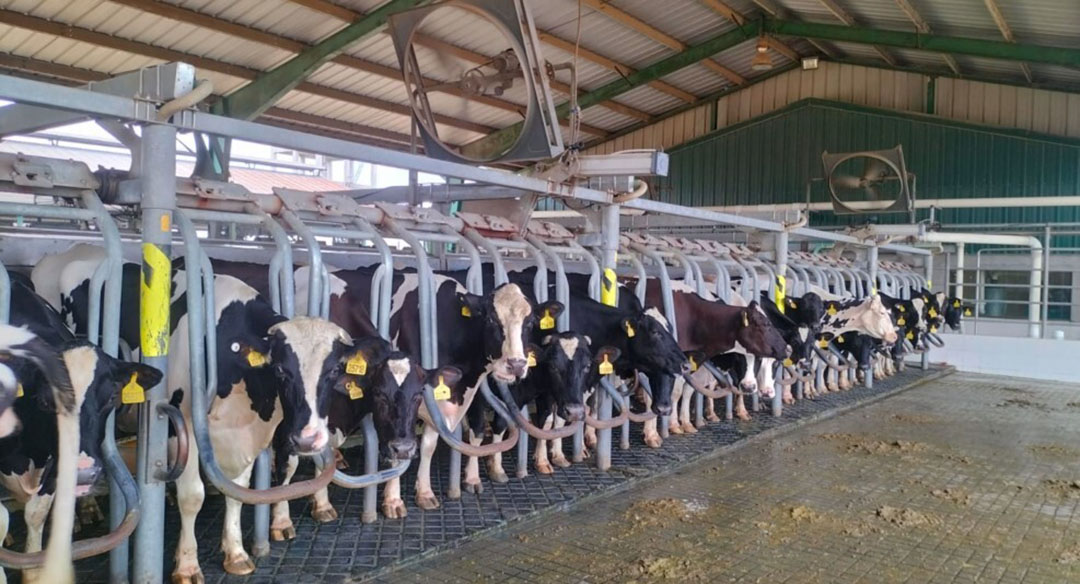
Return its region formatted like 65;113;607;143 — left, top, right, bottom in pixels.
735;302;790;360
623;308;688;415
943;297;972;330
537;332;618;423
861;295;899;344
0;325;76;439
265;318;352;457
458;285;561;383
61;344;162;495
787;293;826;331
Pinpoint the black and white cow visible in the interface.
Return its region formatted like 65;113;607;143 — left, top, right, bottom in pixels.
31;246;370;581
1;279;161;584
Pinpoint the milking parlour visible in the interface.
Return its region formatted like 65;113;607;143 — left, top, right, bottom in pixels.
0;0;1076;582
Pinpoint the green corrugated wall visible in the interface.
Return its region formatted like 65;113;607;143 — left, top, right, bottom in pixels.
653;98;1080;234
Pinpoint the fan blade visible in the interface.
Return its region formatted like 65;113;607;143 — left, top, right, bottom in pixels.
864;185;881;201
832;174;864;190
862;157;889;182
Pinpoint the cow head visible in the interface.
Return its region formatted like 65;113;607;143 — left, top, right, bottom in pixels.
779;292;826;331
0;325;75;439
263;318;355;457
536;333;619;423
60;344;162;495
622;308;688;416
735;302;790;360
943;297;973;330
861;295;899;344
458;285;562;383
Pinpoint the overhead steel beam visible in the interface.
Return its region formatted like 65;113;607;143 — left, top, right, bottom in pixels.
814;0;899;66
0;9;492;137
982;0;1034;83
219;0;429;120
698;0;801;62
764;18;1080;68
581;0;747;86
461;21;762;159
749;0;839;59
893;0;961;75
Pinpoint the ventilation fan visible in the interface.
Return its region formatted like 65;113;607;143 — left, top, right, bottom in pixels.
389;0;564;164
821;146;914;217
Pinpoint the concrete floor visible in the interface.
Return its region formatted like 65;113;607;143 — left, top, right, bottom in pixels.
373;373;1080;584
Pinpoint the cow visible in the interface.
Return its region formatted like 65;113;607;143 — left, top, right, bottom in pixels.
1;280;161;584
942;296;974;331
31;246;371;581
807;285;898;393
758;291;826;404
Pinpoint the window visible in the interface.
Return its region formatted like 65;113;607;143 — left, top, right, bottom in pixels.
950;270;1072;321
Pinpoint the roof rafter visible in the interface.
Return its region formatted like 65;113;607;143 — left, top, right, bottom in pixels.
981;0;1034;83
815;0;899;67
893;0;961;75
698;0;801;61
749;0;839;58
580;0;747;86
0;8;497;137
0;52;418;151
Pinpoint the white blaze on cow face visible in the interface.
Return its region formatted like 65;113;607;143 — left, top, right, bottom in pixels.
910;297;927;331
861;296;899;344
267;317;350;453
491;284;532;382
557;336;580;359
387;358;410;386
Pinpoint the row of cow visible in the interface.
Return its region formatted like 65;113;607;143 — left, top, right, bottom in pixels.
0;242;966;582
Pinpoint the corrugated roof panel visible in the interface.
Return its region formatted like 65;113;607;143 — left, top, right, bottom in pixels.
994;0;1080;49
545;10;673;72
812;0;915;31
579;105;637;132
770;0;846;23
660;63;728;97
615;84;685;116
610;0;736;46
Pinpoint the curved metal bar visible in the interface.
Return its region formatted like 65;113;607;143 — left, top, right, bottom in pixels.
493;380;581;440
247;204;295;318
331;415;410;489
463;227;508;286
352;217;394;339
279;209;323;317
623;373;657;423
526;235;570;330
585;378;630;429
628;243;678;341
513;235;548;304
683;372;728;399
175;211;336;505
0;259;8;324
421;384;519;457
566;240;602;300
154;403;189;483
814;344;849;371
619;246;648;305
925;332;946;347
663;247;701;295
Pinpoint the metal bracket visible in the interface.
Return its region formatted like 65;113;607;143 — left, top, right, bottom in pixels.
0;153;98;194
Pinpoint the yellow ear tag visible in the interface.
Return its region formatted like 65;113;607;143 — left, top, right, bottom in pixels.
460;305;472;318
346;380;364;400
783;358;794;367
788;299;797;309
817;339;829;349
928;308;938;318
625;322;635;338
598;354;614;375
837;336;844;344
930;325;938;333
689;355;698;372
121;373;146;405
906;331;915;340
527;352;537;368
346;354;367;376
246;351;268;368
897;305;905;312
742;312;749;327
964;308;973;316
433;376;451;401
827;305;838;316
897;317;906;326
953;300;961;308
540;310;555;331
15;383;23;398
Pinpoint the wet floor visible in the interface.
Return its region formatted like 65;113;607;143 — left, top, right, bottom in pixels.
373;373;1080;584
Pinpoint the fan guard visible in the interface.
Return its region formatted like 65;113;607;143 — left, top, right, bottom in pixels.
821;146;913;216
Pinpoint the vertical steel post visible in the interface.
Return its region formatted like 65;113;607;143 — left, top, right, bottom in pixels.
596;204;620;471
132;123;176;584
773;231;788;417
864;245;878;389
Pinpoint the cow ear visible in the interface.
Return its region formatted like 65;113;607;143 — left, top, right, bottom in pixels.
583;335;592;346
684;350;706;371
594;346;621;365
536;300;563;318
457;292;483;319
113;361;164;393
427;366;462;389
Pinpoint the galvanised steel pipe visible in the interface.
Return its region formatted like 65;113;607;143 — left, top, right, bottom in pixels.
0;259;8;324
278;209;323;318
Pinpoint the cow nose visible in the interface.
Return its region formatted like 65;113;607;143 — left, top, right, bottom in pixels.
507;358;528;377
653;403;672;416
388;438;417;460
292;425;328;454
680;361;693;375
77;452;101;488
563;404;585;423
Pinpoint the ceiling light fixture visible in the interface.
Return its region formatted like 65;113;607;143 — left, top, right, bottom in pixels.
752;36;773;71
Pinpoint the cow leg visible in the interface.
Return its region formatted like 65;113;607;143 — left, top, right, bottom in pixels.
310;481;338;523
23;493;52;555
463;426;484;494
705;397;720;423
534;414;554;475
486;430;509;483
640;390;662;448
173;437;206;584
270;454;298;541
840;362;854;390
415;424;441;510
550;416;571;468
826;357;839;392
79;496;105;528
679;383;696;434
221;465;256;575
382;477;407;519
734;393;750;421
668;379;684;435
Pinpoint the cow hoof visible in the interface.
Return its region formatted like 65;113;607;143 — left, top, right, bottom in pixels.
171;568;205;584
382;498;408;519
535;460;554;474
312;505;338;523
736;411;751;421
488;469;509;484
826;384;838;392
223;554;256;576
706;413;721;423
644;434;663;449
580;447;591;459
416;493;441;510
783;397;795;405
681;422;697;434
270;525;296;541
584;436;597;449
551;455;571;469
669;424;684;435
463;480;483;494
